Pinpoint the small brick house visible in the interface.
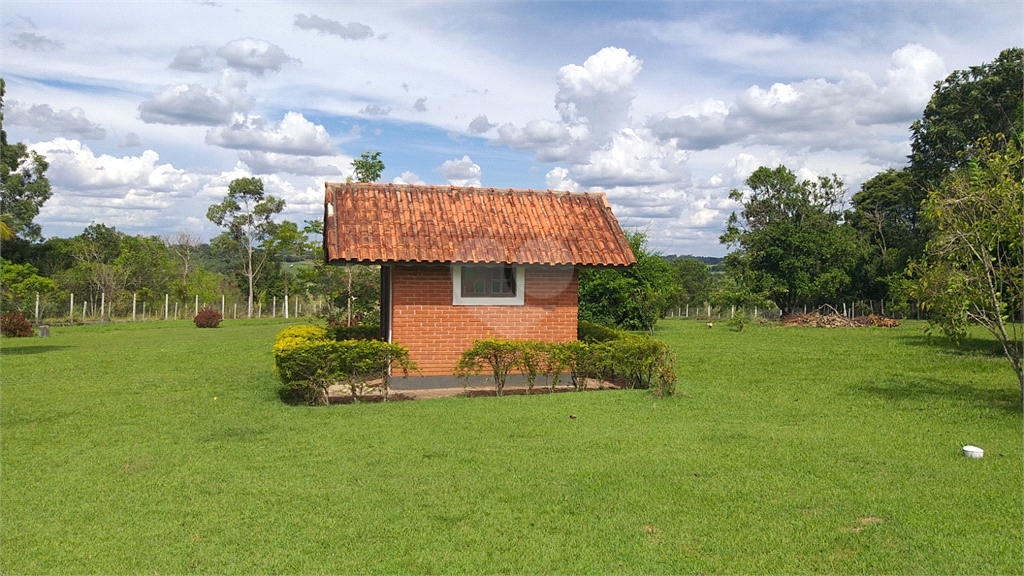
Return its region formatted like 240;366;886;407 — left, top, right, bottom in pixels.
323;183;636;376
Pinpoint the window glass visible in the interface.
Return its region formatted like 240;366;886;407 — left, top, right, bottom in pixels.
461;266;515;297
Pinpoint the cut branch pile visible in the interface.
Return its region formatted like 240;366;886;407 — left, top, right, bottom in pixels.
783;312;901;328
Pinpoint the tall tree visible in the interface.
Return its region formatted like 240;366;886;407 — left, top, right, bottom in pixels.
670;258;714;310
910;47;1023;189
1;79;52;241
351;151;385;182
165;230;202;300
206;177;285;317
721;166;866;315
913;137;1023;392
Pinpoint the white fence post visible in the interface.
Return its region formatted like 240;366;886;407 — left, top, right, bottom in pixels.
35;292;40;323
165;294;169;320
70;293;74;318
175;302;178;320
133;293;137;321
101;292;105;318
195;295;199;315
273;296;276;318
221;294;225;316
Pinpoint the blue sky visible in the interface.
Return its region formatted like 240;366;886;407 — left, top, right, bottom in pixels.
2;1;1020;256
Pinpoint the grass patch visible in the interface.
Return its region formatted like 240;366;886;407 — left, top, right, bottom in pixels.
1;317;1021;574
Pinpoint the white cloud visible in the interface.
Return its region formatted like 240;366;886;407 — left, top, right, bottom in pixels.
294;14;374;40
9;32;62;52
413;97;428;112
205;112;335;156
216;38;299;75
169;46;210;72
138;71;253;126
436;155;481;187
238;151;346;176
392;171;425;185
647;44;946;152
468;114;496;134
555;46;642;138
5;101;107;140
28;138;198;197
118;132;141;147
359;104;392;116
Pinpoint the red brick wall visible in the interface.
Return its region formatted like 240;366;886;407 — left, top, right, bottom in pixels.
390;264;578;376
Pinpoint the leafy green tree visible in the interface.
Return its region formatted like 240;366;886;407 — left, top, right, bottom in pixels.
1;79;52;241
351;151;385;182
913;137;1023;392
910;48;1023;189
670;257;714;310
578;231;678;335
0;259;58;315
721;166;866;315
206;177;285;317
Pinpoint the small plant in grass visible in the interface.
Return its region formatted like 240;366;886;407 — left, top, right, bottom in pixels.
726;311;749;332
0;312;34;337
193;307;223;328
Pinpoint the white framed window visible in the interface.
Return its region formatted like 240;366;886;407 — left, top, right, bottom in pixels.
451;265;525;306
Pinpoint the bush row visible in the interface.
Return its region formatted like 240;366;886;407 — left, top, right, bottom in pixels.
455;331;677;397
273;325;417;405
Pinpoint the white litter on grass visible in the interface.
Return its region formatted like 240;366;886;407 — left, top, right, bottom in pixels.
962;445;984;458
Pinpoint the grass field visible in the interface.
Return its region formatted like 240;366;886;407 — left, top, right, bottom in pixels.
1;317;1021;574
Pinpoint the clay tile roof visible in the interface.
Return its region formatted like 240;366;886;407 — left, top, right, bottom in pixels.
324;183;636;267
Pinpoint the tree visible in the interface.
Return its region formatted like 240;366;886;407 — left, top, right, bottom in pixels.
351;151;385;182
913;137;1023;393
910;48;1023;190
165;230;202;300
720;166;866;315
670;258;714;310
206;177;285;317
578;231;678;335
1;79;52;241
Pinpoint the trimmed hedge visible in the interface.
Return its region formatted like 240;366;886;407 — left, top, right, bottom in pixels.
456;332;677;397
577;320;625;343
273;325;416;405
326;323;380;342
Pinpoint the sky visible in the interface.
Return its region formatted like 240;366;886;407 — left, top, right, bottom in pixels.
2;1;1021;257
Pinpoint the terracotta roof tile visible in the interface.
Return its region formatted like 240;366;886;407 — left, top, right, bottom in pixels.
324;183;636;267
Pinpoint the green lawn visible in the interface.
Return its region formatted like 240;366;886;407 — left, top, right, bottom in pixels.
1;318;1020;574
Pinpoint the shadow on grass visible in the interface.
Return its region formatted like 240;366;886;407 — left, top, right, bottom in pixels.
859;375;1022;414
0;344;73;355
898;332;1007;359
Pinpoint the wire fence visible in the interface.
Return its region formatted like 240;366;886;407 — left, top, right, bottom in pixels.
24;292;331;326
664;300;925;320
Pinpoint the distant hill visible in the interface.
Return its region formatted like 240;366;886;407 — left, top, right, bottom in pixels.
663;254;724;265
